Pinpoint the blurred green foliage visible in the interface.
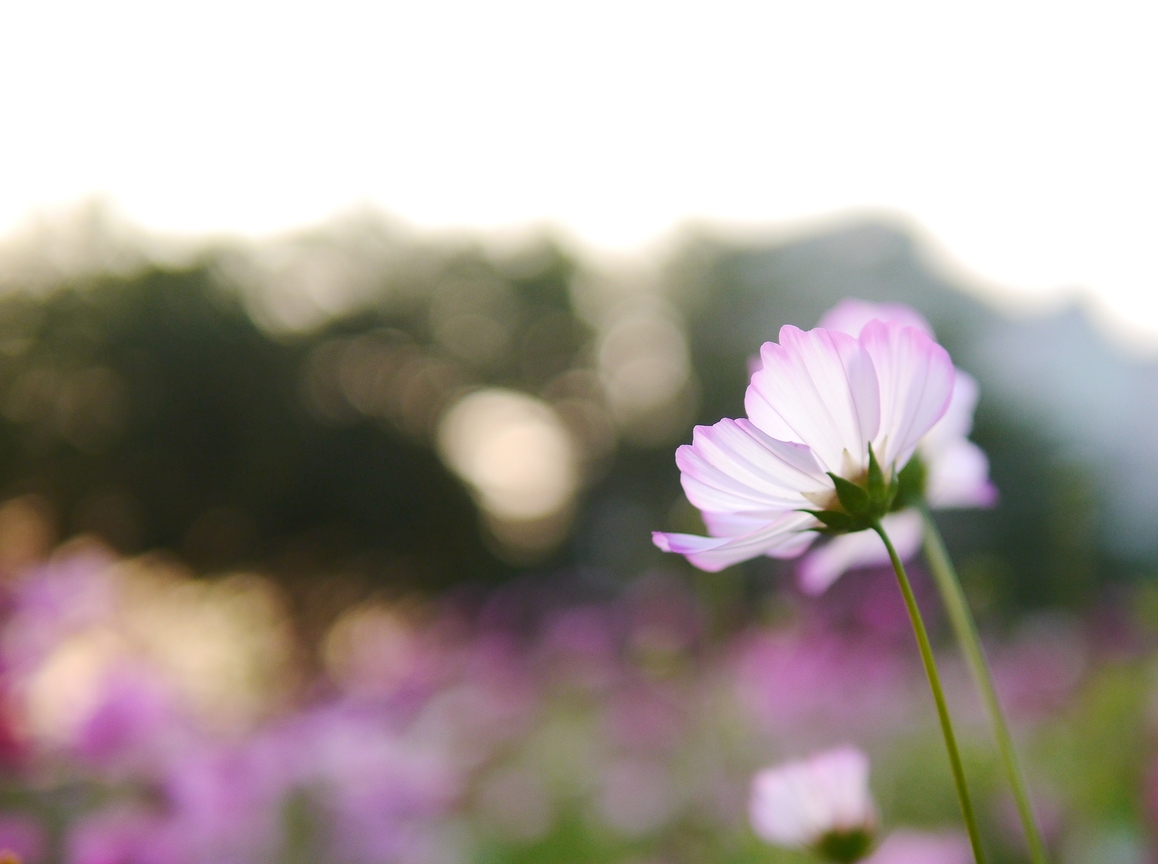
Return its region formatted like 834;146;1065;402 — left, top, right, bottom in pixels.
0;217;1134;626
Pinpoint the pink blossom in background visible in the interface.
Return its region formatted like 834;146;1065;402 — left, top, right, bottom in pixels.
797;299;997;594
539;605;619;691
2;548;117;678
162;739;299;863
862;830;971;864
734;629;912;741
0;540;1094;860
654;321;954;571
917;371;997;510
749;746;876;849
992;616;1086;721
0;813;45;864
815;301;936;340
293;703;465;863
67;808;184;864
74;662;186;772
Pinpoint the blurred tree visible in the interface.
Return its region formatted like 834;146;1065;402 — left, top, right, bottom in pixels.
0;216;1138;620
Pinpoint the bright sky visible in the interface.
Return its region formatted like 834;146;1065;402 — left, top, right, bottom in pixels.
2;1;1157;347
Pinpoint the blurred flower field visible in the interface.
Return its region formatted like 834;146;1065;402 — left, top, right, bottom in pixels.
0;213;1154;862
0;522;1150;863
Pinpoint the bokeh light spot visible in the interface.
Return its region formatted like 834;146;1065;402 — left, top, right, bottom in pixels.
438;389;578;524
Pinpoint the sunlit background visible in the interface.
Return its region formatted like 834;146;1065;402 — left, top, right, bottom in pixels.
0;3;1157;863
4;1;1158;344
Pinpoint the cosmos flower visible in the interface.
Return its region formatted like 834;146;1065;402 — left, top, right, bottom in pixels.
749;746;877;862
653;318;955;571
796;300;996;594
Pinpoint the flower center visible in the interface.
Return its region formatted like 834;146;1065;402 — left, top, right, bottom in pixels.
800;444;900;534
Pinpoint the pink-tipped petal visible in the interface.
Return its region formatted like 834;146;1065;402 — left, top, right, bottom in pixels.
676;419;829;517
859;321;955;470
797;510;923;595
926;371;980;445
745;326;880;475
652;511;818;572
920;372;996;508
819;299;934;338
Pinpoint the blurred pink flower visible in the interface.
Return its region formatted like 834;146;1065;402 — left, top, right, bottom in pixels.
749;746;876;857
67;808;184;864
162;740;296;863
289;704;463;863
991;616;1085;721
814;300;932;342
3;549;117;678
654;321;954;571
735;629;911;739
796;300;996;594
0;813;46;864
74;662;185;772
862;830;971;864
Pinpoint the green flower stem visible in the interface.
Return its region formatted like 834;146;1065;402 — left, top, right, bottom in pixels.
872;520;986;864
919;506;1047;864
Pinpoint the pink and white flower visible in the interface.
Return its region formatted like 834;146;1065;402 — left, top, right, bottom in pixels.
749;746;876;856
796;300;996;594
653;318;955;572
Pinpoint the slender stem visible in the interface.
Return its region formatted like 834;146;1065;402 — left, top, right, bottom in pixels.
919;506;1047;864
872;520;986;864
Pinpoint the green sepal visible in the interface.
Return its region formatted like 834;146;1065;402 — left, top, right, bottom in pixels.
866;443;886;501
827;472;872;520
815;827;874;863
892;453;928;511
867;443;900;513
804;509;859;533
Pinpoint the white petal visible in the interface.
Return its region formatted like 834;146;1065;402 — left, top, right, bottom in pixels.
859;321;955;471
701;509;785;538
677;419;829;512
797;510;924;595
745;326;880;475
764;529;822;560
652;511;818;573
749;746;875;847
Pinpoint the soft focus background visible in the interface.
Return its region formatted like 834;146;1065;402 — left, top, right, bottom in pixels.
1;3;1158;863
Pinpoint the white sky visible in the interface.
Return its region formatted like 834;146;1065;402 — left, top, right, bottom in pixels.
2;1;1156;346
